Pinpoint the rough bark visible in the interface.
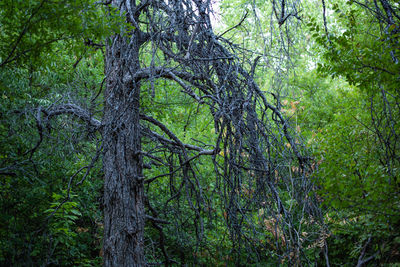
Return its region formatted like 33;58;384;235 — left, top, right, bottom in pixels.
102;1;146;265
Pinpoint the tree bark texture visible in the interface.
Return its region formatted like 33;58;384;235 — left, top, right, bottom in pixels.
102;1;145;266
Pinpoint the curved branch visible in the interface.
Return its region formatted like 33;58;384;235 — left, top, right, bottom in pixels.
45;103;101;130
140;117;216;155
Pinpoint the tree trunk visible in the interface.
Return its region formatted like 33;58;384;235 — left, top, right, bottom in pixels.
102;2;145;265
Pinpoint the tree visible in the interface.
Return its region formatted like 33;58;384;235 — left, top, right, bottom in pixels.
1;0;323;265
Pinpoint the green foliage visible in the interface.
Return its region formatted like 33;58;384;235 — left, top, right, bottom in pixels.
0;0;119;68
298;1;400;264
0;0;106;261
295;72;400;265
308;1;400;92
0;63;104;265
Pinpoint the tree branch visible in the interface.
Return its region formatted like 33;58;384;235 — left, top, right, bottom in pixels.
45;103;101;129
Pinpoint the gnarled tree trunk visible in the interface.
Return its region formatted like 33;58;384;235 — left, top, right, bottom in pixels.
102;1;146;265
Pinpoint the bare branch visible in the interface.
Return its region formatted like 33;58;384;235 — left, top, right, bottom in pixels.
140;118;216;154
45;103;101;129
